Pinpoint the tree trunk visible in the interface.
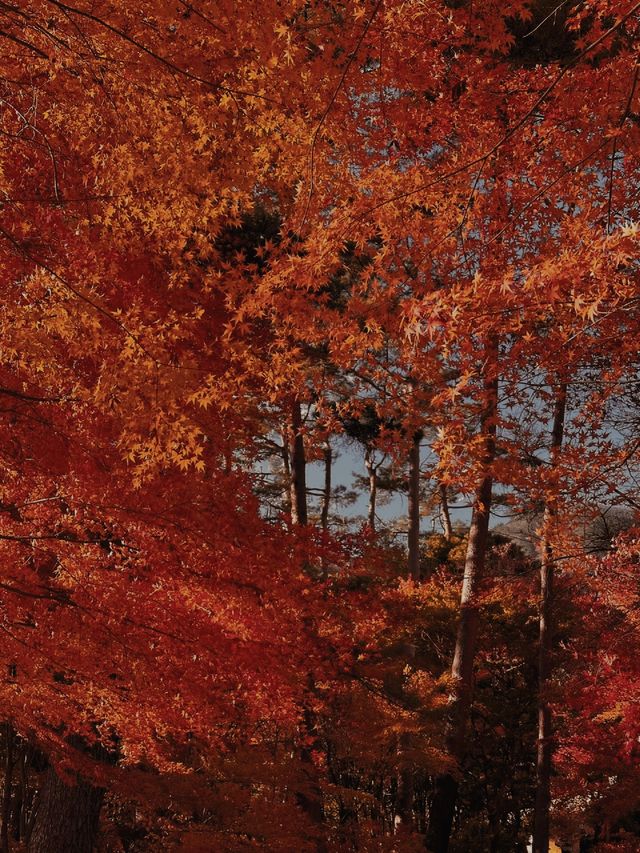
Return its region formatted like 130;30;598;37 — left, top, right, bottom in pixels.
289;393;323;853
289;399;308;527
296;687;328;853
439;483;453;541
280;432;292;516
408;432;421;580
320;440;332;579
532;382;567;853
320;440;332;532
426;345;498;853
395;745;415;833
18;742;41;846
1;724;14;853
426;773;459;853
295;769;327;853
364;448;377;531
390;644;417;834
28;766;104;853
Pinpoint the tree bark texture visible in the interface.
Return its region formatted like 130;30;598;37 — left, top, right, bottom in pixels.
28;766;104;853
289;399;308;527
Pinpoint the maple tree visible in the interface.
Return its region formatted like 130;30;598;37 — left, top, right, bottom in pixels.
0;1;639;852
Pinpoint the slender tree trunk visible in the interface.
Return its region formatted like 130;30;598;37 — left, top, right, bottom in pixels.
19;743;40;845
28;766;104;853
289;399;308;527
395;738;415;833
295;755;327;852
364;448;377;531
17;743;32;844
532;383;567;853
387;644;417;835
320;440;332;532
426;345;499;853
320;440;332;579
1;724;14;853
408;432;422;580
289;403;323;849
280;433;292;516
439;483;453;541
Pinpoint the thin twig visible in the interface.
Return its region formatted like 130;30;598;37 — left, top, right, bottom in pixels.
522;0;569;38
607;61;640;233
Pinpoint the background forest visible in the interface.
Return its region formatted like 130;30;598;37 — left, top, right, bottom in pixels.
0;0;639;851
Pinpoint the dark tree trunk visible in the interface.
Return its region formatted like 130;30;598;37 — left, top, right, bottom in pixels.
426;344;498;853
288;402;323;846
533;383;567;853
295;778;327;853
296;689;328;853
395;733;415;833
426;774;459;853
407;432;421;580
28;766;104;853
439;483;453;541
1;724;14;853
289;399;308;527
18;742;39;845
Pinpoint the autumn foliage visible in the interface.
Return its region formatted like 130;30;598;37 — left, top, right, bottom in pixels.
0;1;639;851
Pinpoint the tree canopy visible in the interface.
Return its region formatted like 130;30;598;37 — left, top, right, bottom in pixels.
0;1;640;851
